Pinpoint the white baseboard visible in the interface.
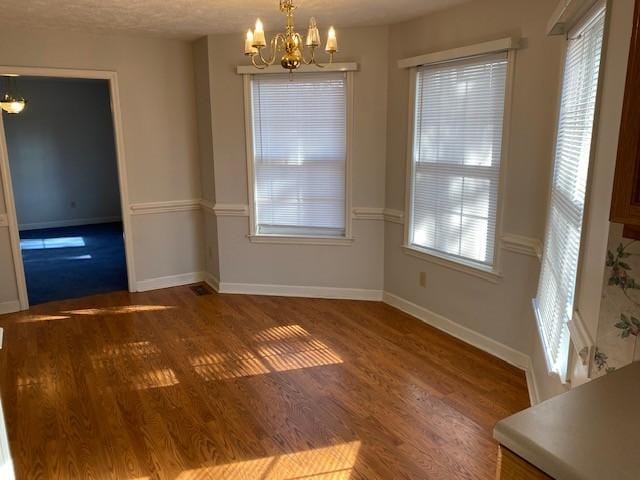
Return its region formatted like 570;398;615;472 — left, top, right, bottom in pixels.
0;301;20;316
128;272;540;405
523;357;541;405
136;272;204;292
203;272;220;292
19;216;122;231
382;291;537;401
217;281;384;301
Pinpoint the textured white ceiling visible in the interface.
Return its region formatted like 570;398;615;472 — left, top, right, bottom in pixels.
4;0;470;40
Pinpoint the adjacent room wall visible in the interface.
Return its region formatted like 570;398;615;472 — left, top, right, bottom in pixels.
203;26;389;293
384;0;564;358
0;27;203;304
4;77;122;230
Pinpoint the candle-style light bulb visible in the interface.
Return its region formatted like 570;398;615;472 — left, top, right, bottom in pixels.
325;26;337;53
253;19;266;47
306;17;321;47
245;29;257;55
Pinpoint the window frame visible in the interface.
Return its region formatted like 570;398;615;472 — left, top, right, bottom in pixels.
402;49;517;282
533;0;608;382
242;68;355;246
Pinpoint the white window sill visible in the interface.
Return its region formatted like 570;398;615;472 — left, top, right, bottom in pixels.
531;298;570;383
401;244;502;284
248;235;354;246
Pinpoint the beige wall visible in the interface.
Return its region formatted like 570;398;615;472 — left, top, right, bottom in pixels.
0;27;203;301
383;0;564;356
204;26;389;290
193;37;220;281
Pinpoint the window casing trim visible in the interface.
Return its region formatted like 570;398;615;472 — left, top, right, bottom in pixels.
533;0;608;382
243;72;354;243
402;244;503;283
402;49;516;280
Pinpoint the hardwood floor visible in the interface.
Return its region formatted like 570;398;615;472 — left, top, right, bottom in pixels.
0;286;530;479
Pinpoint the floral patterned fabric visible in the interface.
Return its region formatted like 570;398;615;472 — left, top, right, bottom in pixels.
592;224;640;376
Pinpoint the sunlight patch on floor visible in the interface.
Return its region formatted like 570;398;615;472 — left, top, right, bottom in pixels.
13;314;71;324
95;341;162;358
130;367;179;390
173;441;361;480
20;236;86;250
261;347;343;372
194;358;270;381
253;324;311;342
63;305;175;316
90;341;179;390
190;324;342;381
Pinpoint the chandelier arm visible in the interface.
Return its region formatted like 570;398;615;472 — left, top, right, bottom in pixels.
301;46;313;65
250;54;269;69
299;39;313;65
256;47;273;67
322;52;334;67
256;34;280;66
305;48;334;68
274;33;286;53
324;52;335;67
305;46;322;67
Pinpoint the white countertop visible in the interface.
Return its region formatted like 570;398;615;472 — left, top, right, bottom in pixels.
494;361;640;480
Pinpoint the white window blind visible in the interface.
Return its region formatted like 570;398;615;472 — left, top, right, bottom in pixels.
250;72;347;237
534;4;606;378
408;53;508;268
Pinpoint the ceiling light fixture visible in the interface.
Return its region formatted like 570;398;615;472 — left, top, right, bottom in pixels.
0;75;27;115
244;0;338;71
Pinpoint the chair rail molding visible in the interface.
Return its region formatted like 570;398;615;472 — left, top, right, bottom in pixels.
200;199;216;214
383;209;405;224
352;207;405;224
501;234;543;260
129;199;201;215
210;203;250;217
352;207;385;221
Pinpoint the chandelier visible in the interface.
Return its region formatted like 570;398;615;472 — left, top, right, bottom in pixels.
0;75;27;115
244;0;338;71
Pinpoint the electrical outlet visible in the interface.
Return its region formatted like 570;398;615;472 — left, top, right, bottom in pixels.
419;271;427;288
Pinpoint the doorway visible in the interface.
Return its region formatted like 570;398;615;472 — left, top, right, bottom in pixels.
0;69;136;308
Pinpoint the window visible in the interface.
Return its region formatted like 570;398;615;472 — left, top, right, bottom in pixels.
406;53;509;270
248;72;349;239
534;3;606;379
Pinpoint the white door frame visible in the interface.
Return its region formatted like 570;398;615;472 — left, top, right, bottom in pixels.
0;66;137;310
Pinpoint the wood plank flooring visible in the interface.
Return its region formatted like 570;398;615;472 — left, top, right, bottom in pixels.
0;286;530;479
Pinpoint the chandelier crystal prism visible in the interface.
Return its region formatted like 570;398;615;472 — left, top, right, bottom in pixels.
244;0;338;71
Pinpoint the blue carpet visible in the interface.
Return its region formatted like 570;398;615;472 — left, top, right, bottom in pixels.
20;222;128;305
